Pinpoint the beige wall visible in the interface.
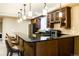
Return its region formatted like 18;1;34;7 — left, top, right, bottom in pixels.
2;17;31;40
16;20;31;37
2;17;17;39
54;5;79;35
0;22;2;32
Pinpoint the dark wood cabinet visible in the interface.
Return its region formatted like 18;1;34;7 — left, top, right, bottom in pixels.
58;37;74;56
31;18;40;34
60;7;71;28
6;33;76;56
30;7;71;29
47;13;54;28
36;37;74;56
36;40;58;56
7;34;75;56
23;42;35;56
17;36;74;56
47;6;71;29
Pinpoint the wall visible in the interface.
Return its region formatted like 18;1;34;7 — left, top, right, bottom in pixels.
71;5;79;35
54;5;79;35
16;20;31;37
0;22;2;32
2;17;17;40
2;17;31;40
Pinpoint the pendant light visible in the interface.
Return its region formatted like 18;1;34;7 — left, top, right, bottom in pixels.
22;4;27;20
17;12;20;23
28;3;32;17
43;3;47;16
17;9;23;23
19;9;23;22
59;3;63;18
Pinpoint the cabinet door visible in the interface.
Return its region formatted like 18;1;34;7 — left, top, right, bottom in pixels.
36;41;47;56
47;40;58;56
58;37;74;56
47;13;54;28
23;42;35;56
74;36;79;55
60;7;71;28
36;40;58;56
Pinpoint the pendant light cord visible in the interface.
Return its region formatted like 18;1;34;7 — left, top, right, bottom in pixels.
24;4;26;15
60;3;61;11
20;9;22;18
18;12;20;19
44;3;46;9
29;3;31;11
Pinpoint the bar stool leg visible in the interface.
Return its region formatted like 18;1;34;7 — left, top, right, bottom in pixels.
7;51;9;56
10;52;13;56
18;51;20;56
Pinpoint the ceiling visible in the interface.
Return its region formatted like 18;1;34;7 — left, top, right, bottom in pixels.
0;3;59;17
0;3;77;18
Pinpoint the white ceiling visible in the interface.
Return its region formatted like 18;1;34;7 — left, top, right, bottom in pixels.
0;3;59;17
0;3;77;18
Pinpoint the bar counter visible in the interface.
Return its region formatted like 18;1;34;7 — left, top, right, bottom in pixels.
16;33;79;42
6;33;79;56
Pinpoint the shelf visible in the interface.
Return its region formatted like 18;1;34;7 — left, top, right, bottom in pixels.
50;20;60;24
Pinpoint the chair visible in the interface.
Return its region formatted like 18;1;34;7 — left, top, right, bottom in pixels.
5;40;22;56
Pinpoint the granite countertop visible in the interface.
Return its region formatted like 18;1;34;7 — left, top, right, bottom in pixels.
15;33;79;43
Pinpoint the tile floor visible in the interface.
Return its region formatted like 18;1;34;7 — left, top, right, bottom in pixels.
0;41;7;56
0;40;18;56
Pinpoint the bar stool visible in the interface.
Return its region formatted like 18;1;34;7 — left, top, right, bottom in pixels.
5;40;22;56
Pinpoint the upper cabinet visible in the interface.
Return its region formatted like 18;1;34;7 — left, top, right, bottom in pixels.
47;13;54;28
31;18;40;29
47;6;71;29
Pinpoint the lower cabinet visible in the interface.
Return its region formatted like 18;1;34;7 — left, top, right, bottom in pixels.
36;40;58;56
74;36;79;55
58;37;74;56
36;37;74;56
23;42;35;56
18;37;74;56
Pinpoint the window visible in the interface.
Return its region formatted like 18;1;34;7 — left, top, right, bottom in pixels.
40;16;47;31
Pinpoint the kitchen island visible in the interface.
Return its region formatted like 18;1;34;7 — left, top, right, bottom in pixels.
6;33;79;56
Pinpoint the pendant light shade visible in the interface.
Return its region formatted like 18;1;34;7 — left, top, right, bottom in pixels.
43;9;47;15
19;18;22;22
17;20;20;23
28;11;32;17
17;12;22;23
17;18;22;23
22;15;26;20
59;11;63;17
17;4;27;23
59;3;63;18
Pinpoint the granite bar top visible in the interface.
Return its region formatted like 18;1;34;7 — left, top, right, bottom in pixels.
15;33;79;43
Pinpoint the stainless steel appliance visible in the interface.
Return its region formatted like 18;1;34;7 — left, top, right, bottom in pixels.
50;30;61;37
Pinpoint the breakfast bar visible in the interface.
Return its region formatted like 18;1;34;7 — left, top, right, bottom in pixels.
5;33;78;56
